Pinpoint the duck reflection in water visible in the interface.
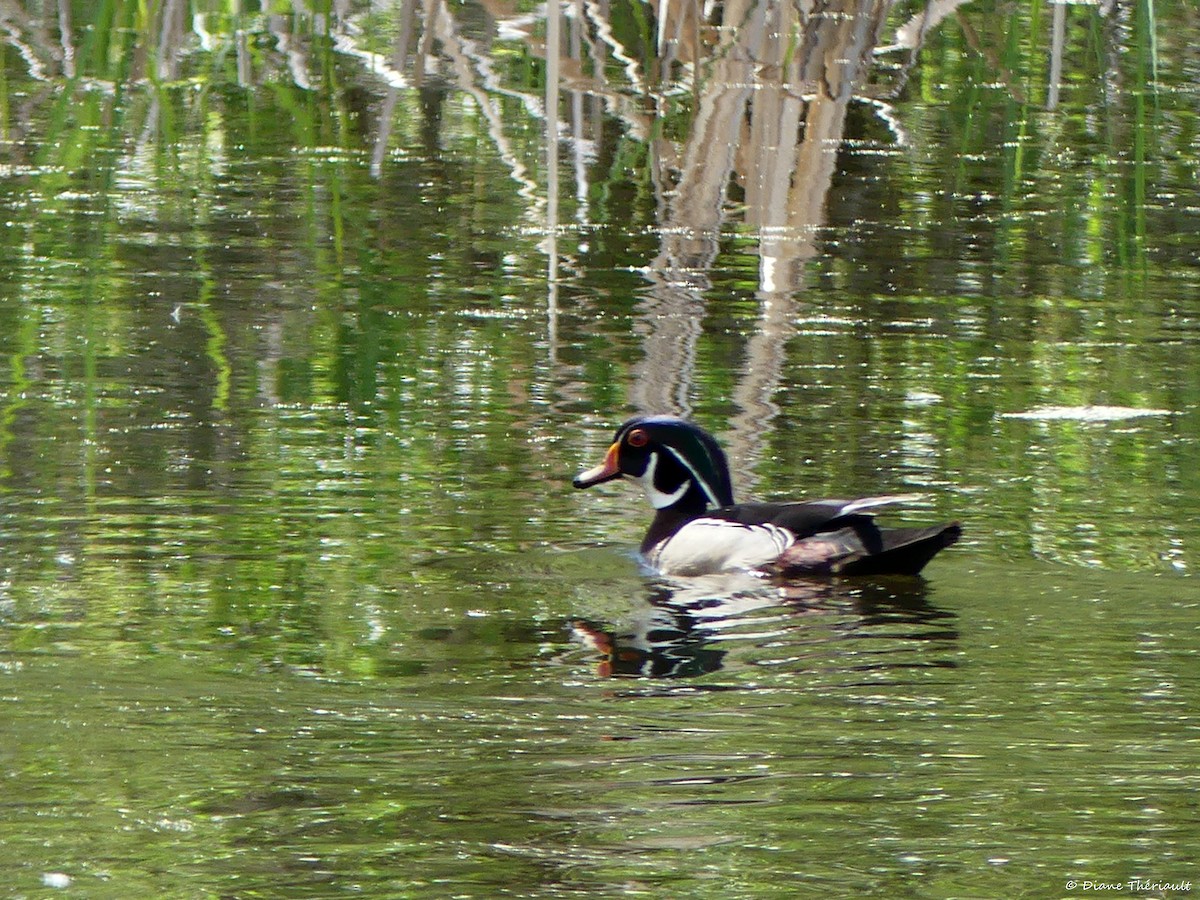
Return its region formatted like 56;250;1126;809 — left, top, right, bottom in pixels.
571;573;957;679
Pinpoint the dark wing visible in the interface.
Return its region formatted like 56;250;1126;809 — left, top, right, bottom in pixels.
706;497;907;540
833;523;963;576
708;497;961;577
761;523;961;577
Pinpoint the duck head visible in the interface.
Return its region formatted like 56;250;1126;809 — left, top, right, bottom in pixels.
573;416;734;511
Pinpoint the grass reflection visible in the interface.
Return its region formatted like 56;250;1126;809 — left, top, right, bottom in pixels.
0;1;1195;641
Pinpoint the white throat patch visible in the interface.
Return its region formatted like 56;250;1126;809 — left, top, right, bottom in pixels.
629;451;690;509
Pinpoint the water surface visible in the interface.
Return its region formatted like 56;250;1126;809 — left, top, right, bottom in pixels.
1;1;1198;897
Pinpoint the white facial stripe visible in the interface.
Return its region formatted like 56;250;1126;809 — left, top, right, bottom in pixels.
663;444;722;507
630;451;690;509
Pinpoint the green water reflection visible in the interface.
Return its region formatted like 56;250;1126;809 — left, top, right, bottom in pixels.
1;0;1199;897
3;559;1196;897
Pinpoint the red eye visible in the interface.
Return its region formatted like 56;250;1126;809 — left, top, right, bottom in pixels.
626;428;649;448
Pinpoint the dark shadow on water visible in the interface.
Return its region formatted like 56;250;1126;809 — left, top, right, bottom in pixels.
571;574;957;680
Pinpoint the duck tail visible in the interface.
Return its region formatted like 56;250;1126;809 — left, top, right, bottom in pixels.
837;522;962;577
769;521;962;578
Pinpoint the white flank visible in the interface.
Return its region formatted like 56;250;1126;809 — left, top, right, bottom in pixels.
648;519;794;576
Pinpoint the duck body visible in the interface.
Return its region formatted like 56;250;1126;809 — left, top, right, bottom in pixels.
574;416;960;578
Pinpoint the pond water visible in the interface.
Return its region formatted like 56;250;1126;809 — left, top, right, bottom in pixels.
1;1;1198;897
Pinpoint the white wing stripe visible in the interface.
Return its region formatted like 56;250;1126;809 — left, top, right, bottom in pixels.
833;494;926;516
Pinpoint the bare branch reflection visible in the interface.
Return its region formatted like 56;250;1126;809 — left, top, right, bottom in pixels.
636;0;895;477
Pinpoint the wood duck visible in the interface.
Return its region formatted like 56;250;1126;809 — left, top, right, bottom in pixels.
573;415;961;577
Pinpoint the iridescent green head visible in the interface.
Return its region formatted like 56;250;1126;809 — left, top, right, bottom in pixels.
573;416;734;510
